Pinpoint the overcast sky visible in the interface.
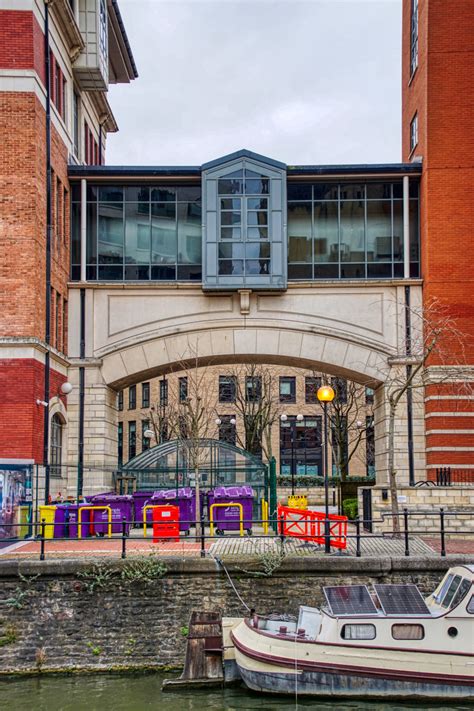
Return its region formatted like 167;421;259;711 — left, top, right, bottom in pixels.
107;0;402;167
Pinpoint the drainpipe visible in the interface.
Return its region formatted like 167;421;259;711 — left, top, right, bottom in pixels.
405;286;415;487
43;0;52;503
77;288;86;499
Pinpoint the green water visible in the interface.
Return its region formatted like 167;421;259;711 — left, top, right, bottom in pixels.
0;673;471;711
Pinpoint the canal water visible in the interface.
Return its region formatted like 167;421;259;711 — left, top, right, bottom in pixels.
0;673;471;711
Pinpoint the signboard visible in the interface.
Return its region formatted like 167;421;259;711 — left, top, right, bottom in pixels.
0;464;32;539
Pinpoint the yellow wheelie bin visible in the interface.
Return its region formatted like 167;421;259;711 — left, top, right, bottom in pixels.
38;505;57;539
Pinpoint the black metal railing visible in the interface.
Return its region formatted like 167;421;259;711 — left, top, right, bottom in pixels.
415;467;474;487
0;508;472;562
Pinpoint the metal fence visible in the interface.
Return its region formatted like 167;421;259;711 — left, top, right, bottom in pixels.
0;508;471;562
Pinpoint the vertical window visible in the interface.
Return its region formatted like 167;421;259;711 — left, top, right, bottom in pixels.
117;422;123;465
217;168;270;277
62;298;67;354
128;385;136;410
279;376;296;403
305;376;321;403
50;414;63;477
55;291;61;350
159;378;168;406
99;0;108;60
50;287;55;347
179;376;188;402
73;90;80;158
245;376;262;402
63;189;68;244
56;177;61;248
365;387;374;405
218;415;236;445
128;421;136;460
118;390;123;411
410;0;419;76
142;419;150;450
141;382;150;408
331;377;347;404
219;375;236;403
410;114;418;153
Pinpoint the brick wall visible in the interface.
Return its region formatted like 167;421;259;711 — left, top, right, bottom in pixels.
0;359;66;462
402;0;474;472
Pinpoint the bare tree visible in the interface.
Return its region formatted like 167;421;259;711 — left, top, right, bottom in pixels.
330;380;374;482
224;363;282;461
385;297;472;534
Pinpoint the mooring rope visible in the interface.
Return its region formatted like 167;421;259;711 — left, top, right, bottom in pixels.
210;553;251;612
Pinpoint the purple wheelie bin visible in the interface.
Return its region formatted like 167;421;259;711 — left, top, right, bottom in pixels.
88;494;133;535
132;491;155;527
207;486;254;535
54;504;91;538
150;488;201;534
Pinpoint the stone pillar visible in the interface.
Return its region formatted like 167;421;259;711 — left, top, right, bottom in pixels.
66;362;118;495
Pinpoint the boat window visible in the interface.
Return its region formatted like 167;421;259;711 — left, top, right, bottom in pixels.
434;573;453;603
441;575;462;608
392;624;424;640
451;579;472;609
341;624;376;641
467;595;474;614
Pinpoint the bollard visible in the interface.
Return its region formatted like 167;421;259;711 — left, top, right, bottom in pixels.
40;518;46;561
200;512;206;558
355;517;361;557
403;508;410;557
439;508;446;557
121;517;127;559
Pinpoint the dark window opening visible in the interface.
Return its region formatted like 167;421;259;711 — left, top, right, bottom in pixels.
219;375;236;403
128;385;136;410
279;376;296;403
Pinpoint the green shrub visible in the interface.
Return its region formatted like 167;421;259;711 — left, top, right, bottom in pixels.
342;498;358;520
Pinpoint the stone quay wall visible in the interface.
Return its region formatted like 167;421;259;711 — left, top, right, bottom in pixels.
0;555;469;675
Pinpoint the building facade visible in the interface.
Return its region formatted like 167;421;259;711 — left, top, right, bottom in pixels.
0;0;472;501
116;365;375;478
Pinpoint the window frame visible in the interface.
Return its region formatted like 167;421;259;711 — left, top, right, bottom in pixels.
341;624;376;641
279;376;296;403
50;413;63;477
141;382;150;409
392;623;424;640
128;420;137;460
410;114;418;154
219;375;237;403
128;385;136;410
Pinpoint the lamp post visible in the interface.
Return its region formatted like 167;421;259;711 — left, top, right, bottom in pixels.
280;413;304;495
317;385;335;553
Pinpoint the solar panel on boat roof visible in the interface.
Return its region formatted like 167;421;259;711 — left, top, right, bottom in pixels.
323;585;378;616
373;584;430;616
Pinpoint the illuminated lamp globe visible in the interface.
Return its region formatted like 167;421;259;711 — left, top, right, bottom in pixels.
317;385;335;403
60;382;73;395
143;429;155;439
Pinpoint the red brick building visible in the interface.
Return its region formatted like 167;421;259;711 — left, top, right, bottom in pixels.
402;0;474;475
0;1;137;493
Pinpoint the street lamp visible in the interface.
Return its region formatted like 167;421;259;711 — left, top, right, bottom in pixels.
317;385;335;553
280;413;304;495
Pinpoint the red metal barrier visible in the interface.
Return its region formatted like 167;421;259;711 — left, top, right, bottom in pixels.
277;504;348;550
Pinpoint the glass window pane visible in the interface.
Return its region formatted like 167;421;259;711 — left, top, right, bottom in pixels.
288;264;312;279
125;202;150;265
392;182;403;199
218;259;243;275
98;186;123;202
125;186;149;202
218;179;242;195
177;265;201;280
287;183;312;200
98;265;123;280
151;265;176;280
340;184;365;201
98;203;123;264
150;187;176;202
221;198;241;210
178;202;202;264
71;202;81;265
247;211;268;226
151;203;176;264
313;184;338;201
246;242;270;259
340;263;366;279
245;178;269;194
247;226;268;239
221;211;241;226
177;186;201;201
288;202;311;261
314;202;338;262
247;198;268;210
340;200;365;260
218;243;244;259
367;201;392;262
410;200;419;262
393;201;404;262
246;259;270;275
125;265;149;280
314;264;338;278
221;227;241;240
366;183;391;199
367;263;392;278
87;202;97;262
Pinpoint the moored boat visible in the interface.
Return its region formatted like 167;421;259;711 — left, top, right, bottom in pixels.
227;564;474;700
